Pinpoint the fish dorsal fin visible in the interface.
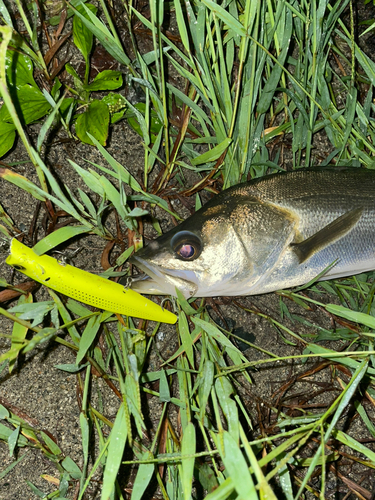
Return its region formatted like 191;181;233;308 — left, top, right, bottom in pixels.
291;207;363;264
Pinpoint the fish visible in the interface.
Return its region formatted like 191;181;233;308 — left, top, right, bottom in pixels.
129;168;375;298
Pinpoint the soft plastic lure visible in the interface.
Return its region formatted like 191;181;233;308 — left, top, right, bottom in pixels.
6;239;177;324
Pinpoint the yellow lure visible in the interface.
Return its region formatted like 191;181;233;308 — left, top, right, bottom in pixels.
6;239;177;324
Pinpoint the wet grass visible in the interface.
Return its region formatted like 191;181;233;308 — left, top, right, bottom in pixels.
1;0;375;498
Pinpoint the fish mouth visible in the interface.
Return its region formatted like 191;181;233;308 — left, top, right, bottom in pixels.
130;256;199;298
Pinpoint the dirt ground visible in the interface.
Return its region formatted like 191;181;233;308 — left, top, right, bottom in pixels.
2;123;375;500
2;2;375;500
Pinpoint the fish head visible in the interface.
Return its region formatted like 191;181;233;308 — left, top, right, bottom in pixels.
130;216;246;298
130;191;297;298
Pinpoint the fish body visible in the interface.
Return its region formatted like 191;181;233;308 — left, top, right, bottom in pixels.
130;169;375;298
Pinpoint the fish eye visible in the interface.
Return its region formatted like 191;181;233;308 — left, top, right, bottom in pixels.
171;231;202;261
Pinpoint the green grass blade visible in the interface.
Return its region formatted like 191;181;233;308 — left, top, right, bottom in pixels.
181;422;196;500
71;1;132;68
219;431;257;499
32;226;91;256
130;452;155;500
101;402;128;500
76;315;102;365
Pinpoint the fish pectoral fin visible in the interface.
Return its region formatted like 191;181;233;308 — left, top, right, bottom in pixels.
291;207;363;264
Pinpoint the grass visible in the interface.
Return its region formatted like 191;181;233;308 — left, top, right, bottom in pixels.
1;0;375;498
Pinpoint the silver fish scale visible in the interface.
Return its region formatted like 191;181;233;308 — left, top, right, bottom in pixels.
131;169;375;297
233;169;375;293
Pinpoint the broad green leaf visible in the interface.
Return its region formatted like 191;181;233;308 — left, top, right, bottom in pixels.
5;50;35;90
102;92;127;123
0;124;16;157
0;84;51;124
65;62;84;87
75;100;109;146
48;0;79;25
0;277;8;286
60;97;76;121
84;70;123;91
197;463;218;494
